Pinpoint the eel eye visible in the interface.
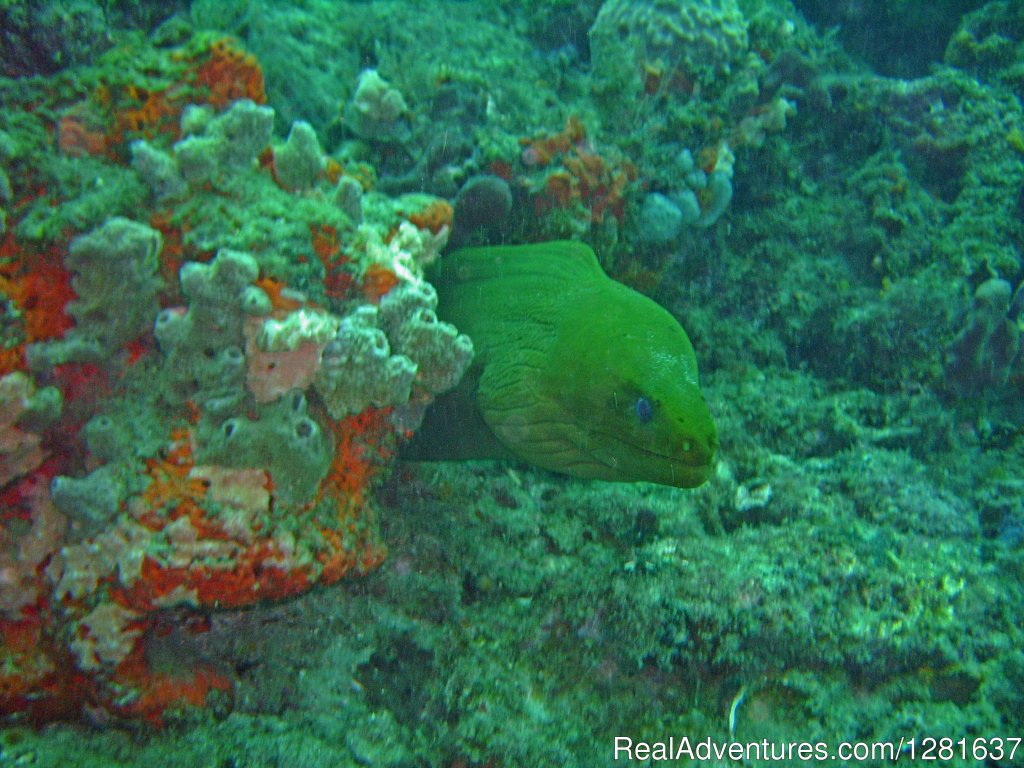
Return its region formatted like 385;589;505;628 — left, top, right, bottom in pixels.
634;396;653;423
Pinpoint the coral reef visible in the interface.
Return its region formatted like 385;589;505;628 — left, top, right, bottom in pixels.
1;0;1023;762
0;23;472;727
589;0;751;106
796;0;988;78
314;306;417;419
313;278;473;427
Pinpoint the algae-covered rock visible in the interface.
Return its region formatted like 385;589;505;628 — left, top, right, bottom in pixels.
590;0;749;103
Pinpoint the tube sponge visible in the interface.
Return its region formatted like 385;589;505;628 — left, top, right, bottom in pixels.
197;389;332;505
314;306;417;419
379;282;473;397
311;279;473;423
668;145;734;229
273;121;325;192
346;69;410;141
27;217;163;370
50;464;126;535
154;248;267;413
638;192;684;245
172;99;274;186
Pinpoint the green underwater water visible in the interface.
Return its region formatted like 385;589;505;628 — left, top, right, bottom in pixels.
1;0;1023;766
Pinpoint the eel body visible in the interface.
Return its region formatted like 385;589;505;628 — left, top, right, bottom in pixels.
411;240;717;488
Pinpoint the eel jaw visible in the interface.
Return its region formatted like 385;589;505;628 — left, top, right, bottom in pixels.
488;406;715;488
548;428;715;488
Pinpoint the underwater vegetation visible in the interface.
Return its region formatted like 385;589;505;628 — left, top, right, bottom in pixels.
0;0;1022;765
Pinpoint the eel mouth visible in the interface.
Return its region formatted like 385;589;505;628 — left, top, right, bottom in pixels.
492;412;715;487
570;428;715;488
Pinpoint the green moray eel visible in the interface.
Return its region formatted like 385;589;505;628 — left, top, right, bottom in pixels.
409;240;717;488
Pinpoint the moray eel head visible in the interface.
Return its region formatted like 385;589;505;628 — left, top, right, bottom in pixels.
515;285;718;488
421;240;717;488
